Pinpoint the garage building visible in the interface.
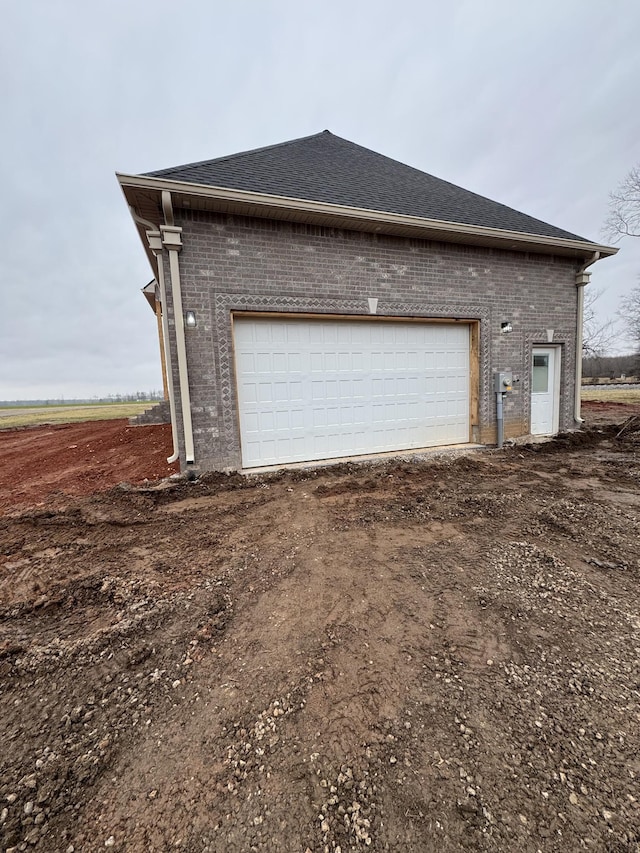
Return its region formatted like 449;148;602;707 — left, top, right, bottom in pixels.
117;131;615;472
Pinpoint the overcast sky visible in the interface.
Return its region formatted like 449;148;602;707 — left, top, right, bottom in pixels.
1;0;639;399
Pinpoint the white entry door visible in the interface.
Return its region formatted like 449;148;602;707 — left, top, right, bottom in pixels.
233;316;470;468
531;347;560;436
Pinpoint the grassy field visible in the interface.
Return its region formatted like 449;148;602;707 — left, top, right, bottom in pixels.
581;387;640;404
0;402;154;429
1;389;637;431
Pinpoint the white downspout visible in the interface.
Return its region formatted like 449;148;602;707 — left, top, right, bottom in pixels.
160;191;195;465
146;231;180;463
574;251;600;425
128;207;180;464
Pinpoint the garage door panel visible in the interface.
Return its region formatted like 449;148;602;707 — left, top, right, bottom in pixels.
243;411;259;433
272;353;287;372
326;407;340;427
260;411;275;431
274;410;289;430
237;352;256;373
273;382;289;402
289;382;303;401
344;406;359;425
312;407;326;428
255;353;272;372
327;352;340;370
286;353;303;372
454;350;467;369
351;352;364;371
257;383;273;403
322;326;338;344
290;409;304;429
241;382;258;404
234;317;469;467
371;351;384;370
254;325;272;343
352;378;366;398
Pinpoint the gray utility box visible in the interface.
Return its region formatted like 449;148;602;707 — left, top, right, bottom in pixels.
494;371;513;393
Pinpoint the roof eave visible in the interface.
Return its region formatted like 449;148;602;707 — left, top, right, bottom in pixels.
116;172;618;261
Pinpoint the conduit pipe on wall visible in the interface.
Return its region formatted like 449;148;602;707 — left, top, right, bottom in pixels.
574;251;600;425
161;191;195;465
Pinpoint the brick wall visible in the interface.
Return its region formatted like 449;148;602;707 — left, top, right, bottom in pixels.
160;210;580;471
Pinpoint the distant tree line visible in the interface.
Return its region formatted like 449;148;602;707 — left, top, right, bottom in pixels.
0;391;164;407
582;354;639;381
100;391;164;403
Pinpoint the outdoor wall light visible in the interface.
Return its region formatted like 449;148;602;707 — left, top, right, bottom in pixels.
500;322;513;334
185;310;197;329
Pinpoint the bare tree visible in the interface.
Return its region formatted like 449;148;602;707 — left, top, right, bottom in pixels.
583;287;616;357
604;164;640;241
619;282;640;352
603;165;640;354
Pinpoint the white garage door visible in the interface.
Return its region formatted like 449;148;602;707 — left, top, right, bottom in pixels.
234;316;469;468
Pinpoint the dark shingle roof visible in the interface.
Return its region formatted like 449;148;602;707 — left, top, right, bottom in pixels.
144;131;585;242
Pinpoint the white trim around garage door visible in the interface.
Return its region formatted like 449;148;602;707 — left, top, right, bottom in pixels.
232;314;472;468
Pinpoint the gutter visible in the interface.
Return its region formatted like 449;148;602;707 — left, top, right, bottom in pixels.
116;172;619;260
574;251;601;425
160;191;196;465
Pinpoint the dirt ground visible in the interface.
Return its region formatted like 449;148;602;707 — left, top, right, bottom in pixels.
1;406;640;852
0;420;178;513
581;399;640;425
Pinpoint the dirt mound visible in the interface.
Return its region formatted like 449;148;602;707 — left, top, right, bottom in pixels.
1;423;640;851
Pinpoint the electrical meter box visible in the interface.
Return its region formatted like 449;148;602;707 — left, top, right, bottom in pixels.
494;371;513;392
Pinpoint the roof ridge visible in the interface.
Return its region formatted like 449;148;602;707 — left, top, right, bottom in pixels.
144;130;334;178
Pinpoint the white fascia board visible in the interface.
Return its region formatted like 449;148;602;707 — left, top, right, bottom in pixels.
115;173;618;260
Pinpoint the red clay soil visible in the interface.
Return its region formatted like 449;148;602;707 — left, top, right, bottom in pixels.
0;406;638;515
581;398;640;424
0;420;178;513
